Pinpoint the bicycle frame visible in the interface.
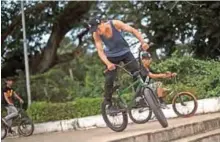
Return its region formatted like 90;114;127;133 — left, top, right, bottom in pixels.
165;77;178;98
117;79;141;97
113;73;146;110
111;51;149;108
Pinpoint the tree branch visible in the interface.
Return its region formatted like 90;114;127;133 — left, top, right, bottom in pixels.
1;1;53;45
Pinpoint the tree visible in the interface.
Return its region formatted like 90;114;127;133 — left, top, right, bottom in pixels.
106;1;220;58
2;1;220;78
1;1;94;74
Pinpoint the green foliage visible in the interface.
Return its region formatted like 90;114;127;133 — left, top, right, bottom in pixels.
108;1;220;58
13;48;220;104
15;50;219;123
13;54;104;103
27;98;102;123
151;53;220;99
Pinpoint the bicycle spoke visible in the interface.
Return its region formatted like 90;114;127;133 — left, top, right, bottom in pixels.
107;113;123;127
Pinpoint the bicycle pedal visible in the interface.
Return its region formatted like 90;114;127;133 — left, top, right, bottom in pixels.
8;130;16;136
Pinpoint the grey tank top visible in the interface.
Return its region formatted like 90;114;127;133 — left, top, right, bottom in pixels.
100;21;130;57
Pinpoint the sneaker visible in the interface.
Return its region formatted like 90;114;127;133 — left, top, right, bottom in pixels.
8;128;15;134
160;102;169;109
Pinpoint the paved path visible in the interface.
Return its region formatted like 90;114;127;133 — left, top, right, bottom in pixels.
3;112;220;142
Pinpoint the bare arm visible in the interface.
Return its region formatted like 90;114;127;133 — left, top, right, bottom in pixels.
148;72;168;79
93;32;112;66
4;93;13;105
114;20;149;50
14;91;23;102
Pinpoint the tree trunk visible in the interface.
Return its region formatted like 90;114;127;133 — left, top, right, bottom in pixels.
32;24;66;73
31;1;93;74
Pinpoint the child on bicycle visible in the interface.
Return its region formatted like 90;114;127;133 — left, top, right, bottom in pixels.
2;77;24;133
141;52;177;108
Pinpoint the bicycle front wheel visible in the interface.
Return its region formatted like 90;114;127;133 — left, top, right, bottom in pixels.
1;123;7;140
101;100;128;132
18;118;34;136
143;87;168;128
172;92;198;117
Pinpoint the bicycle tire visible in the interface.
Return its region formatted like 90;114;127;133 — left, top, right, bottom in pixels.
172;92;198;117
18;118;34;137
101;101;128;132
143;87;168;128
128;96;152;124
1;123;7;140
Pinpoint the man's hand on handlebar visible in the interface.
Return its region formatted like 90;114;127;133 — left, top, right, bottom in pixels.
171;73;177;77
165;72;177;78
19;99;24;104
106;63;116;71
141;42;149;51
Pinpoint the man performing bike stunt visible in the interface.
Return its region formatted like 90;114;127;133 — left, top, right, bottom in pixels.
89;18;149;112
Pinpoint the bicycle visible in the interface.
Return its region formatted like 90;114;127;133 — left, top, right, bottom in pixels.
101;47;168;132
1;103;34;140
164;77;198;118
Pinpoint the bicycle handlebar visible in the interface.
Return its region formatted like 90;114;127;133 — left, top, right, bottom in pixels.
104;43;154;75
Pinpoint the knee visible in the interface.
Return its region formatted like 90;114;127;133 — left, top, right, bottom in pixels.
12;108;18;114
14;110;18;115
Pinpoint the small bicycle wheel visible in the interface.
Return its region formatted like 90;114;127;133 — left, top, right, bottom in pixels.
1;123;7;140
18;118;34;137
101;99;128;132
172;92;198;117
128;95;152;124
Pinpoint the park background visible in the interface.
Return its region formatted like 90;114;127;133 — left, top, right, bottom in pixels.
1;1;220;123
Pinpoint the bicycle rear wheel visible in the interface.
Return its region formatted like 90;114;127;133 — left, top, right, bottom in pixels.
128;95;152;124
172;92;198;117
101;98;128;132
143;87;168;128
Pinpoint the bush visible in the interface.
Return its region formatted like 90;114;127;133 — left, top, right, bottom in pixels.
6;53;220;104
27;97;102;123
151;56;220;99
13;54;105;103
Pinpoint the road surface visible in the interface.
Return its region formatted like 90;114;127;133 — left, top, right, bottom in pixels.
4;112;220;142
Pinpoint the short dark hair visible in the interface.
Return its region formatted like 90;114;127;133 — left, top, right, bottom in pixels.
5;76;15;82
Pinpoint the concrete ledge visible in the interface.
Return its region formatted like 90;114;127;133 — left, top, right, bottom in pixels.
173;129;220;142
110;116;220;142
13;97;220;135
190;133;220;142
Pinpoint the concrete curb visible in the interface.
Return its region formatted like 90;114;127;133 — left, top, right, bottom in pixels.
110;115;220;142
14;97;220;135
172;129;220;142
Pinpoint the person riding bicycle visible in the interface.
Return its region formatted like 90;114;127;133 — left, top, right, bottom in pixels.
141;52;177;108
2;77;24;133
89;18;149;112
